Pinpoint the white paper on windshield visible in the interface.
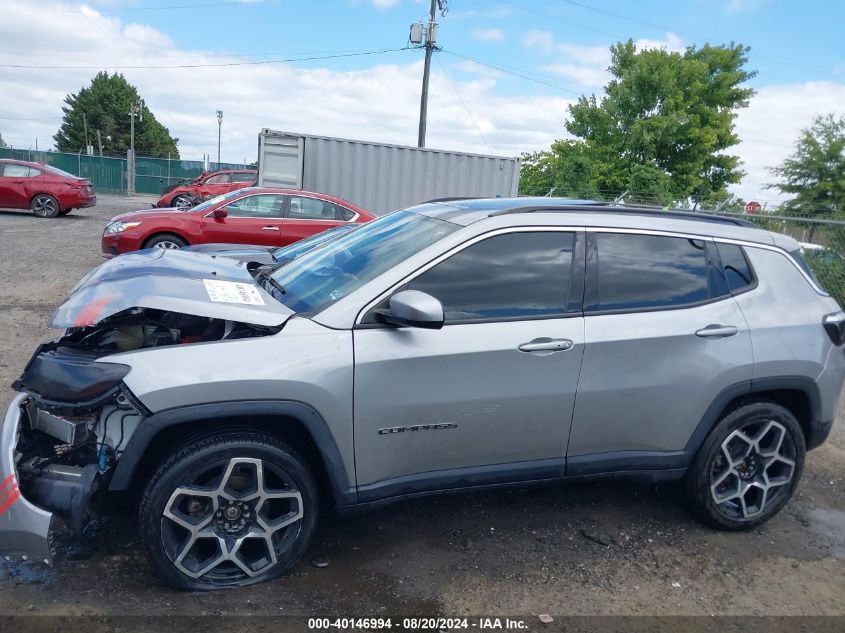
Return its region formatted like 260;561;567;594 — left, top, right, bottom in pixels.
203;279;265;305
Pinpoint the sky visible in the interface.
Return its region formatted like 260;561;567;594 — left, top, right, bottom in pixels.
0;0;843;204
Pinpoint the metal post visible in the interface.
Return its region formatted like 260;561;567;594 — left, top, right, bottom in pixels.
96;130;103;157
129;111;135;195
417;0;437;148
216;110;223;167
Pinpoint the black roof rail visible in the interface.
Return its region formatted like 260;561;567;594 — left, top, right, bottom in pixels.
422;196;481;204
489;204;760;229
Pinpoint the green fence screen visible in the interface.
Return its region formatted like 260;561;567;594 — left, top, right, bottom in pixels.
0;148;247;196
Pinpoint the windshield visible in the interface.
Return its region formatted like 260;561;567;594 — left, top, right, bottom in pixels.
190;189;247;213
270;225;356;260
269;210;459;313
44;164;80;179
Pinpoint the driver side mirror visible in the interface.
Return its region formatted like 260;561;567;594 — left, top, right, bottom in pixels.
377;290;444;329
213;207;228;218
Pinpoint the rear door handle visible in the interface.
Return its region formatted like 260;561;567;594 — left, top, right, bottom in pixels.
695;324;738;338
518;338;574;353
261;226;280;231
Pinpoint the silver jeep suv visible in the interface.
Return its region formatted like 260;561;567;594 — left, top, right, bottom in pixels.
3;198;844;589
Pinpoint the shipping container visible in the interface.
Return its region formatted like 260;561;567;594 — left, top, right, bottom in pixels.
257;129;521;216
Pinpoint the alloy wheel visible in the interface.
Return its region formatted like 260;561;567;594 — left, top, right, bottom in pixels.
173;196;192;211
709;419;797;520
153;240;182;250
160;457;304;584
32;195;57;217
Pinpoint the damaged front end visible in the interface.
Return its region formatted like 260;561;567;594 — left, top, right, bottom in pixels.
1;249;291;564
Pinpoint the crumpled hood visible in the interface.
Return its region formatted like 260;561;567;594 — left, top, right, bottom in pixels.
52;249;293;329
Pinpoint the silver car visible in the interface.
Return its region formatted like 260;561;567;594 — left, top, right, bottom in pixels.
3;198;844;590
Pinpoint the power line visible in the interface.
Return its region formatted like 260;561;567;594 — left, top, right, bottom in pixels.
434;54;493;153
441;49;584;96
554;0;835;77
0;47;412;70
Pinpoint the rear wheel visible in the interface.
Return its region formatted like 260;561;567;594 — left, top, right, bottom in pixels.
139;433;319;590
686;401;805;530
144;233;187;250
30;194;60;218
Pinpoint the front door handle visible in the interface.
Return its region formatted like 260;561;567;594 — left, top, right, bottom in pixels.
261;226;280;231
695;324;738;338
518;337;574;353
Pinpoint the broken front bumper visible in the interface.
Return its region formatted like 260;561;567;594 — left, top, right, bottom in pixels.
0;393;54;565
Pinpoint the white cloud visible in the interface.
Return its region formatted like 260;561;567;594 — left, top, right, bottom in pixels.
522;30;609;66
542;64;609;89
470;28;505;43
0;1;569;160
731;81;845;203
371;0;400;8
725;0;768;14
2;2;842;206
634;32;684;53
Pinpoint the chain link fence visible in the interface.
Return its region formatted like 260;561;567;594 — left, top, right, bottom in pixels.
0;147;248;196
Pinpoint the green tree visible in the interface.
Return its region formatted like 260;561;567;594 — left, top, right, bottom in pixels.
54;72;179;158
768;114;844;217
520;41;755;205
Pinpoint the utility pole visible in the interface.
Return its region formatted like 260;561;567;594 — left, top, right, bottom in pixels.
413;0;447;148
216;110;223;166
128;99;144;195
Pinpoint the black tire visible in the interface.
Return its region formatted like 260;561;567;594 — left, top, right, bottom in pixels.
686;400;805;531
144;233;187;250
138;432;319;591
171;195;193;211
30;194;60;218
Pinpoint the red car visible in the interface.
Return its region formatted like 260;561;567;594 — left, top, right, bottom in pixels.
0;159;96;218
156;169;257;210
102;187;374;257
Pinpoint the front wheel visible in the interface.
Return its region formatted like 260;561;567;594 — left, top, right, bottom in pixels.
686;401;805;530
172;195;193;211
139;433;319;590
30;194;60;218
144;233;187;250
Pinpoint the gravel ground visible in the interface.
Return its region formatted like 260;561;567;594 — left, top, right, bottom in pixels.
0;195;843;622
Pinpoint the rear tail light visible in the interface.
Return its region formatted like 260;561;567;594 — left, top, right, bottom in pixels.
823;312;845;346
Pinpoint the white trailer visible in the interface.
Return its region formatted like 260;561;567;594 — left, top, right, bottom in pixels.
257;129;521;216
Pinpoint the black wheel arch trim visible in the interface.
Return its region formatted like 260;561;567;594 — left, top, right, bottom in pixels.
683;375;823;459
108;399;357;505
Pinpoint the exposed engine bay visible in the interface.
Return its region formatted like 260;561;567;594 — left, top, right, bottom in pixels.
60;307;279;352
11;308;280;532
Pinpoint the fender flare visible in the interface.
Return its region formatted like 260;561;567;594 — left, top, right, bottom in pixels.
682;375;823;458
108;399;357;505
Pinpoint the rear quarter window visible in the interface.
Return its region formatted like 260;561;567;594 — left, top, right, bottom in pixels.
715;243;755;293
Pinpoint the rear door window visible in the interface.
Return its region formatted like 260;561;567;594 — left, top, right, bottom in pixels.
592;233;710;311
288;196;339;220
